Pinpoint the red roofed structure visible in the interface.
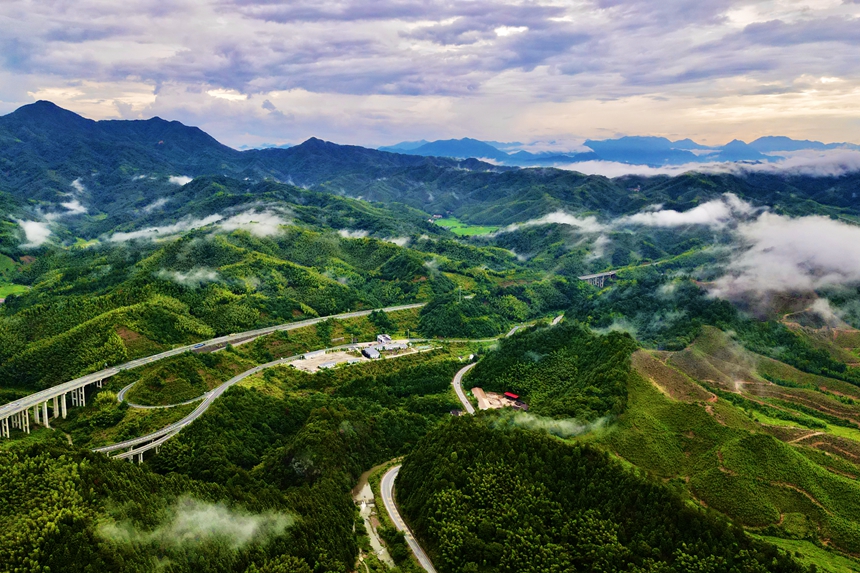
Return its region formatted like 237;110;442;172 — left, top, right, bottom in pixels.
504;392;519;400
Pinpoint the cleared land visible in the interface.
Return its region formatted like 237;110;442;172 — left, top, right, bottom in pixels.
434;217;499;236
607;324;860;560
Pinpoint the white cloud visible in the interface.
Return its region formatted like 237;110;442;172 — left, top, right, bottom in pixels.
168;175;193;186
156;268;220;288
15;219;52;248
71;178;85;193
142;197;169;213
338;229;369;239
588;234;610;260
560;150;860;179
109;214;224;242
712;213;860;299
218;210;289;237
207;89;248;101
99;497;292;550
384;237;410;247
59;198;87;215
501;211;609;234
108;208;290;241
619;193;755;228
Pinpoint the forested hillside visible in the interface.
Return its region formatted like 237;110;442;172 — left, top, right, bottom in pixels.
397;416;811;573
3;101;860;573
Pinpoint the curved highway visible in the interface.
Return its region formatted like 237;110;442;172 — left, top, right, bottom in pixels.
452;363;476;414
381;465;437;573
0;303;425;425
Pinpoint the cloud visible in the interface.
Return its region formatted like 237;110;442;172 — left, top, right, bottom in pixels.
561;150;860;178
338;229;369;239
99;497;293;549
618;193;755;228
15;219;51;248
218;209;289;237
589;234;610;260
156;268;220;288
2;0;859;148
109;214;224;241
109;208;289;241
59;198;87;215
384;236;410;247
168;175;193;186
493;410;608;438
501;211;609;234
71;178;85;193
142;197;169;213
712;213;860;299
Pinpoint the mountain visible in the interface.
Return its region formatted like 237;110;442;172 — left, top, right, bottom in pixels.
2;101;860;245
749;135;860;153
390;137;511;162
711;139;778;162
749;136;829;152
671;138;713;150
376;139;430;152
583;136;702;165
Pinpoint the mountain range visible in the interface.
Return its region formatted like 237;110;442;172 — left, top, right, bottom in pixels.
380;134;860;167
2;100;860;254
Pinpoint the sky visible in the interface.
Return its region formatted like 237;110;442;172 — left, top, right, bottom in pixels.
0;0;858;149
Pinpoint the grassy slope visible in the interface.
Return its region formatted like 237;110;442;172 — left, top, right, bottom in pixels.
598;331;860;564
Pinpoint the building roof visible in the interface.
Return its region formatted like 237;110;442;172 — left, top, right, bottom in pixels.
504;392;519;399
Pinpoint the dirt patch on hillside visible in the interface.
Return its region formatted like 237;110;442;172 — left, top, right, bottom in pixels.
632;350;713;402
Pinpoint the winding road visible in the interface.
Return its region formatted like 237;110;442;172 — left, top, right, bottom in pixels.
452;363;476;414
0;303;425;428
381;465;437;573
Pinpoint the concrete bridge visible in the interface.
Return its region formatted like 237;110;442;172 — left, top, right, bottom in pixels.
0;372;111;438
0;303;425;441
578;270;617;288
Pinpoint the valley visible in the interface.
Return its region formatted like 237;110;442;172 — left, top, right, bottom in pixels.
2;102;860;573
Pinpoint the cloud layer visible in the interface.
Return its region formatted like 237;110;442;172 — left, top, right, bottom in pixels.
712;213;860;298
619;194;756;228
0;1;858;147
561;150;860;178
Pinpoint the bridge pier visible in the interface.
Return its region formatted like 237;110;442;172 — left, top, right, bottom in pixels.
42;402;50;429
53;396;59;419
79;386;86;407
33;404;40;425
2;417;9;438
70;389;78;407
61;393;67;418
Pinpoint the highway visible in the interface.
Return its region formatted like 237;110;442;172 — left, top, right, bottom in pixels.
381;465;437;573
0;303;425;427
451;363;476;414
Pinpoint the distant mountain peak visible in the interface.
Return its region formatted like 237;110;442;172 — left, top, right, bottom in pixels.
8;100;93;127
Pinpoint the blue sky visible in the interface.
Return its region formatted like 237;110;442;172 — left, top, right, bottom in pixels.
0;0;858;148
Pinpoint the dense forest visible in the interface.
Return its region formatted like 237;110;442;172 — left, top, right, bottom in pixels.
0;349;466;572
396;416;812;573
467;323;637;419
4;103;860;572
